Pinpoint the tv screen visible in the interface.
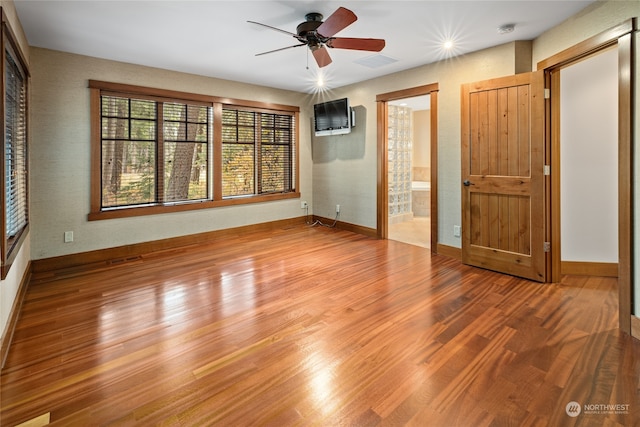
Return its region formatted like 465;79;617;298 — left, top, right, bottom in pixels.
314;98;352;136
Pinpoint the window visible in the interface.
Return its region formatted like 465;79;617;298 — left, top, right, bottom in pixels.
1;11;29;279
163;102;209;202
101;96;158;207
222;108;294;197
100;96;211;208
222;109;256;197
89;81;299;220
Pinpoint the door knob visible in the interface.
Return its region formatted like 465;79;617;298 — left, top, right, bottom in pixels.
463;180;474;186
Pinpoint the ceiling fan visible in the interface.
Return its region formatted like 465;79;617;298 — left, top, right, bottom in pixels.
248;7;385;68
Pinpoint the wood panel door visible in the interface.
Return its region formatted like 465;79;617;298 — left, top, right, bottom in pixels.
461;72;546;282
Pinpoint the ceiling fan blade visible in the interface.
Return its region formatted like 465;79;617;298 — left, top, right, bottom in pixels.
316;7;357;38
312;46;332;68
247;20;298;38
255;43;307;56
327;37;386;52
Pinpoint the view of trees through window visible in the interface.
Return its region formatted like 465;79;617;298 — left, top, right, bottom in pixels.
221;109;294;197
97;88;296;214
101;96;156;207
163;102;209;202
101;96;210;208
260;113;293;194
222;109;255;197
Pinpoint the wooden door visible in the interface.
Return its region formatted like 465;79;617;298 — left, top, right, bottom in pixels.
461;72;546;282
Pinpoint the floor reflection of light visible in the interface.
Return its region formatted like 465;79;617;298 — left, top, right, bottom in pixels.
304;350;338;416
163;285;186;308
98;287;157;344
159;285;188;324
219;261;256;317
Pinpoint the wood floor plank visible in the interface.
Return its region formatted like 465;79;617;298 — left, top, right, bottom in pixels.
1;225;639;426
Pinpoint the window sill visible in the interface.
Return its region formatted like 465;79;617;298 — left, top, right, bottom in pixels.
88;191;300;221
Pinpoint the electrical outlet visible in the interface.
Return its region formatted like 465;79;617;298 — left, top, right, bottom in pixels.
301;201;308;209
453;225;461;237
64;231;74;243
336;204;340;213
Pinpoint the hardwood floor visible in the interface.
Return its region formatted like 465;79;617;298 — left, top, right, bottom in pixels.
1;225;638;426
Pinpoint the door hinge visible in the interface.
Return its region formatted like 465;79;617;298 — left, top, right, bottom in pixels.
544;165;551;176
544;88;550;99
544;242;551;252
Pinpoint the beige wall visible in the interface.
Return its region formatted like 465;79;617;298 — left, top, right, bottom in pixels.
310;41;524;241
29;48;313;260
0;0;30;343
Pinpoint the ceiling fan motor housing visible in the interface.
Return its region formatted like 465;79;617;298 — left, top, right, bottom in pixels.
304;12;323;22
297;12;324;47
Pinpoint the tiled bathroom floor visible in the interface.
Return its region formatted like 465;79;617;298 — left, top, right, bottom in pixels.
388;216;430;249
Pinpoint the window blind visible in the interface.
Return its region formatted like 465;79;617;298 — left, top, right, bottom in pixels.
100;95;214;209
163;102;210;202
100;96;157;208
222;109;256;197
222;108;294;198
260;113;294;194
89;80;299;219
4;50;28;248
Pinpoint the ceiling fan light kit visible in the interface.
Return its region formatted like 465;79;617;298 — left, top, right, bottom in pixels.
249;7;386;68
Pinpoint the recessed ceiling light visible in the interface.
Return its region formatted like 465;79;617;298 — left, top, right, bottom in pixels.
443;40;454;50
497;24;516;34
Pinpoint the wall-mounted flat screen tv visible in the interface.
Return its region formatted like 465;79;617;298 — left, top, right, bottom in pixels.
314;98;354;137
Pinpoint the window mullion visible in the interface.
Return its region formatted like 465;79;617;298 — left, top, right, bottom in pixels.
286;116;293;190
255;113;261;195
157;102;164;204
212;103;222;201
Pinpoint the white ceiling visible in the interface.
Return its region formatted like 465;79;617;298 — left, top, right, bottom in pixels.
14;0;594;93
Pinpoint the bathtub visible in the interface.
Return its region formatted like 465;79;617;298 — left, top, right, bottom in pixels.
411;181;430;217
411;181;431;191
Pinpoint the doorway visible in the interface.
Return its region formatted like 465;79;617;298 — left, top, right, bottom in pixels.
376;83;439;253
387;95;431;249
540;19;634;333
558;47;618;277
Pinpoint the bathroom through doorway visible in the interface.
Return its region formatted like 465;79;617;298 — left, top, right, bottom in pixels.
387;95;431;249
